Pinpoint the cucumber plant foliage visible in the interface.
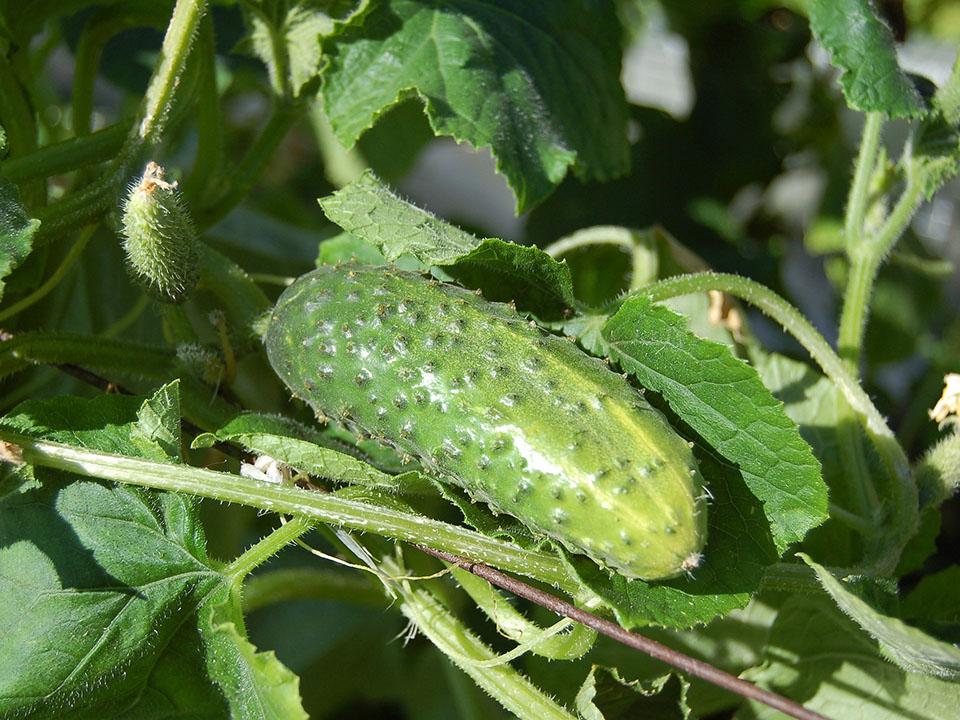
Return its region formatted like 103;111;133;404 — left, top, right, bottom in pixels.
1;1;960;719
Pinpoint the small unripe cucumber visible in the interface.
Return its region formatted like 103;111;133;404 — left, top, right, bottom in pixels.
265;265;707;580
121;162;198;304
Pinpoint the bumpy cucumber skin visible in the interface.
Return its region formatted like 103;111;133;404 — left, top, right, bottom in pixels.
266;265;707;580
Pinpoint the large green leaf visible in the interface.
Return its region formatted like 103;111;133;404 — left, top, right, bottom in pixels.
742;595;960;720
321;0;629;211
603;296;828;554
0;385;306;719
807;0;925;118
319;171;576;315
801;554;960;680
0;176;39;302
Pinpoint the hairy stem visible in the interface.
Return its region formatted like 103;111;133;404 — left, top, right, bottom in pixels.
186;14;224;205
1;434;576;591
837;178;924;370
0;123;127;183
843;113;883;254
0;53;42;206
242;566;385;612
136;0;207;146
395;577;578;720
224;516;315;582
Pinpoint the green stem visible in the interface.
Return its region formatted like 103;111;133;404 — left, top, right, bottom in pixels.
758;562;825;595
100;293;150;338
544;225;635;257
0;122;128;182
71;5;168;137
837;178;924;370
835;410;882;522
0;226;95;323
186;14;224;205
224;516;314;582
453;567;596;661
394;578;578;720
828;501;875;534
544;225;660;292
33;180;114;244
198;102;301;226
0;53;42;206
837;249;881;367
136;0;207;146
843;113;883;253
242;566;385;612
310;101;367;188
3;435;576;592
249;273;294;287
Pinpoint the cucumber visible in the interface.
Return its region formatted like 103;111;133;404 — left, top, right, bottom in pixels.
265;265;707;580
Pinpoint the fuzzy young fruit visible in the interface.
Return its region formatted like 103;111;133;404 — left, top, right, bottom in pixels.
265;265;708;580
121;161;198;304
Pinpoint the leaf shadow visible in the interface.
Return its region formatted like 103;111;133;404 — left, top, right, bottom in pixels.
0;468;138;597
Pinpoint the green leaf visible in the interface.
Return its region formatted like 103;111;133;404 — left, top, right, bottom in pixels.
742;595;960;720
576;668;690;720
603;296;828;554
319;171;576;314
316;230;388;267
239;0;360;98
801;554;960;680
560;446;777;629
0;176;39;301
0;387;307;718
807;0;925;118
910;53;960;199
444;238;576;316
201;587;308;720
554;313;609;356
902;566;960;639
133;379;183;461
319;170;482;264
321;0;629;211
756;352;926;572
939;51;960;126
1;389;176;463
194;411;430;493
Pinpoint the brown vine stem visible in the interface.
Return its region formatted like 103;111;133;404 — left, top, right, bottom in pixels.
418;546;828;720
